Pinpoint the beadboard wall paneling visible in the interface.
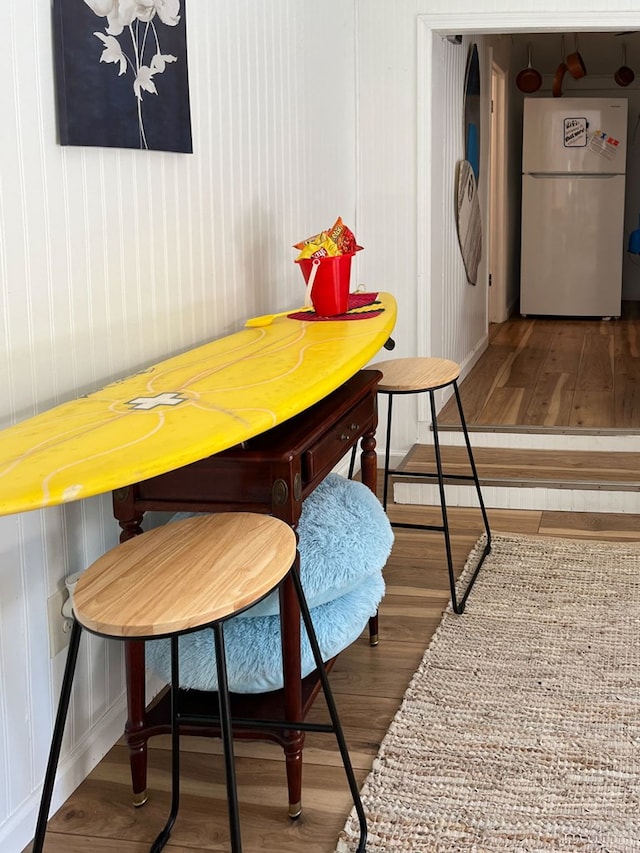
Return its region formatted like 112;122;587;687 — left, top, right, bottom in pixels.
355;0;423;455
356;2;418;348
0;1;356;849
430;35;489;366
357;6;490;454
358;0;487;452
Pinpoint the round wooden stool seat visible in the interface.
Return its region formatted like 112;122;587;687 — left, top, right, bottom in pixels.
368;356;460;393
73;513;297;638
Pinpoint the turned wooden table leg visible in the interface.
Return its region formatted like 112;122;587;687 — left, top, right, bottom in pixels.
360;428;380;646
279;561;305;818
368;612;379;646
113;495;150;805
359;429;378;496
124;639;149;806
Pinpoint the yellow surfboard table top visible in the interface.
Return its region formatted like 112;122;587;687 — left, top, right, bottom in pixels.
0;294;396;516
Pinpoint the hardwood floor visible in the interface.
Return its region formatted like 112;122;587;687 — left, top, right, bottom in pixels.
24;501;640;853
438;303;640;429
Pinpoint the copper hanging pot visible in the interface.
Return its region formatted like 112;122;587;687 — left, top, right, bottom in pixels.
552;62;568;97
566;34;587;79
516;44;542;94
552;36;567;98
615;44;635;86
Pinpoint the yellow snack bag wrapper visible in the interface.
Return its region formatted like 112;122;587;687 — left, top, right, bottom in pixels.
293;230;328;250
296;235;341;260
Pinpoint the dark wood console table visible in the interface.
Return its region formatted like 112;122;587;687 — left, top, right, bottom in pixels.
112;368;382;817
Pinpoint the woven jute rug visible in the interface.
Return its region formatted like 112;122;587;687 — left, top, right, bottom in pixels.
336;532;640;852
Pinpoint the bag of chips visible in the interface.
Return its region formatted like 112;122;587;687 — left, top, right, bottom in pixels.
294;217;361;260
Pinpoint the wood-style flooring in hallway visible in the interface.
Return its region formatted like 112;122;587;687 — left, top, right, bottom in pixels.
438;303;640;430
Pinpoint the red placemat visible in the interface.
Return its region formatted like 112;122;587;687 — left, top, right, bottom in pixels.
287;292;383;321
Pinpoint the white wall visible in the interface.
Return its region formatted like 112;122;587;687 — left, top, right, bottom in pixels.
0;2;357;849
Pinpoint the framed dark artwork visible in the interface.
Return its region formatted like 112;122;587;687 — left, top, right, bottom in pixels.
52;0;192;153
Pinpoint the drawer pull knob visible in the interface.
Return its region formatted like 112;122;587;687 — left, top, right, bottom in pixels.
350;423;359;430
340;433;351;441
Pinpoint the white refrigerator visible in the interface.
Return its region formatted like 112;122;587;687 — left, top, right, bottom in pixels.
520;97;628;318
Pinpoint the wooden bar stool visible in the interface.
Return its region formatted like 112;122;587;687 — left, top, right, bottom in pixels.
354;357;491;614
32;513;367;853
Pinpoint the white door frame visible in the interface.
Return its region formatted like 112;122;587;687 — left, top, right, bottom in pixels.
416;10;640;359
489;55;508;324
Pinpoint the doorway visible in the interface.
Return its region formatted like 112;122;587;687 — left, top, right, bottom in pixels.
417;10;640;373
415;10;640;443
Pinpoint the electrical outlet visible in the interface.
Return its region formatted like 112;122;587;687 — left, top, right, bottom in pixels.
47;587;73;658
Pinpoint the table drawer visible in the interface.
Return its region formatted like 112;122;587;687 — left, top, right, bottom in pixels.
302;396;374;480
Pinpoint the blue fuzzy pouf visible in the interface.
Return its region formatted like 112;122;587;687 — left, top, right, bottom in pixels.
146;474;393;693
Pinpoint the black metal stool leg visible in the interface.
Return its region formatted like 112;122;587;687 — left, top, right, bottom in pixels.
454;380;491;547
32;619;83;853
428;389;461;613
382;393;393;510
451;379;492;602
149;636;182;852
348;443;357;479
379;377;489;615
290;569;368;853
213;623;243;853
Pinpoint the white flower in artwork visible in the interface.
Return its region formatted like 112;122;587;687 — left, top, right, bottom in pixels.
84;0;180;35
94;33;127;75
84;0;181;148
133;65;157;99
150;51;177;75
144;0;181;28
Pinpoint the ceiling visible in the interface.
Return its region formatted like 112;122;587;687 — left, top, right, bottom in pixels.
510;31;640;79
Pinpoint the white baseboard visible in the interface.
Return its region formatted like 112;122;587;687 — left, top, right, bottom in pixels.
2;697;127;853
419;428;640;453
394;482;640;514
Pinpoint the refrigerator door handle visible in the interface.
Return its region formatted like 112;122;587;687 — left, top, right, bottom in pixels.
527;172;622;179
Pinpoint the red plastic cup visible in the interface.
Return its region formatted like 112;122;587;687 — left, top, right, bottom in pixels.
297;253;354;316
